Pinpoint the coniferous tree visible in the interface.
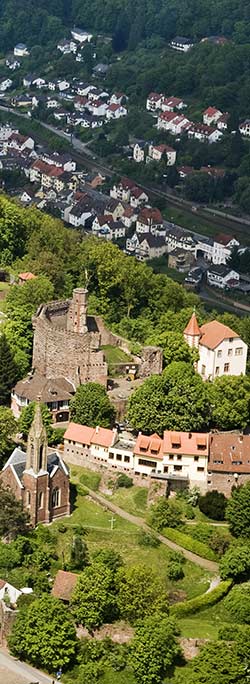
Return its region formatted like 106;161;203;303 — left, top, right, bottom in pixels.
0;333;18;405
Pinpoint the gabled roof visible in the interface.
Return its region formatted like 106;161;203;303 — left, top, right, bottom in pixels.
199;320;240;350
52;570;78;601
164;431;209;456
184;311;200;337
134;432;163;460
64;422;115;448
203;106;221;116
18;271;36;281
209;432;250;473
138;207;163;224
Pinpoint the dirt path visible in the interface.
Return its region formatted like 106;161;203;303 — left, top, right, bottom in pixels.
87;488;219;573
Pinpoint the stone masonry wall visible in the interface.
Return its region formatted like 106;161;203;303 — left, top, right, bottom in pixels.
208;471;250;497
32;310;108;387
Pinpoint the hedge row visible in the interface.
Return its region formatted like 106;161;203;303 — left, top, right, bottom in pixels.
170;579;232;618
162;527;217;561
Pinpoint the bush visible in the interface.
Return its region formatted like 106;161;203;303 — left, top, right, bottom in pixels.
169;551;186;565
189;523;213;544
220;544;250;581
219;624;250;641
149;498;182;532
167;562;184;581
226;482;250;537
57;523;67;534
116;474;133;489
49;427;65;446
208;529;231;557
163;527;217;561
185;504;195;520
138;530;160;548
198;490;227;521
170;580;232;618
224;583;250;623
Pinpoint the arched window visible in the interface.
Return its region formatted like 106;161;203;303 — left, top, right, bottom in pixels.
26;490;31;506
52;488;60;508
39;445;44;470
38;492;43;509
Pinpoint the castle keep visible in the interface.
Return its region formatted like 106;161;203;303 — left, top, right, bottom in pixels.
32;288;108;387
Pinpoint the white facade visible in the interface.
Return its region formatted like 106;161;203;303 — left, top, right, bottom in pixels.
198;336;247;380
133;143;145;162
207;267;240;289
147;144;176;165
14;44;29;57
239;120;250;136
71;28;93;43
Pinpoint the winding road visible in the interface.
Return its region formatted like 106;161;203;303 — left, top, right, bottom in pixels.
0;649;52;683
86;487;219;572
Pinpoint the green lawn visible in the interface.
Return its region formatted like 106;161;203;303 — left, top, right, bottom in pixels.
52;469;212;599
101;344;133;365
107;485;148;517
178;599;231;640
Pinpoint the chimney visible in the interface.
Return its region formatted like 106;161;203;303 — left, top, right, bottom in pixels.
96;425;99;433
239;434;243;443
188;432;192;439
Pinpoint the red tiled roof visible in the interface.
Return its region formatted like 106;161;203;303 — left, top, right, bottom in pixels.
91;426;115;448
108;103;121;112
214;233;233;246
18;272;36;281
159;111;177;122
148;92;162;101
199;320;239;350
52;570;78;601
209;432;250;473
134;433;163;460
64;422;95;446
163;431;209;456
138;207;163;224
203;106;221;116
153;144;175;153
184;311;200;337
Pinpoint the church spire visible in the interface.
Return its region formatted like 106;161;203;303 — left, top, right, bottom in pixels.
25;398;48;473
184;309;201;349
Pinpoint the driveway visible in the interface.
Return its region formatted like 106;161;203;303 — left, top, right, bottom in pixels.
0;650;52;684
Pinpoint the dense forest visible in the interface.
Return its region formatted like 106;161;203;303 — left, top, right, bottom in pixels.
2;0;250;51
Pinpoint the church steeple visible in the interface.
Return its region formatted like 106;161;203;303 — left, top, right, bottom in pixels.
184;308;201;349
25;398;48;473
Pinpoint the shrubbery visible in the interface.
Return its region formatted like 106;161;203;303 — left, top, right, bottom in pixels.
220;544;250;581
224;583;250;623
149;498;182;532
162;527;217;561
198;490;227;521
116;474;133;488
170;580;232;618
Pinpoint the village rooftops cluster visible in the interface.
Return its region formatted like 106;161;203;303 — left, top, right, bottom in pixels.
64;421;250;497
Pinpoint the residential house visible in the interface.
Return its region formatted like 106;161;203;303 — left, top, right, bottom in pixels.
135;233;167;260
75;83;95;97
136;207;163;234
133;141;147;163
206;264;240;289
11;373;75;423
71;28;93;43
184;312;247;380
0;78;13;92
5;55;20;70
7;132;34;152
170;37;194;51
46;97;60;109
53;108;67;121
130;187;148;208
239;119;250;136
93;63;109;77
87;99;108;117
0;124;18;142
12;94;34;108
14;43;29;57
184;266;204;289
88;87;109;101
168;247;195;272
121;205;137;229
106;103;127;120
74;96;88;111
208;433;250;497
65;199;92;227
92;215;126;240
203;107;223;125
146;92;163;111
161;96;186;112
56;79;70;92
133;433;164;475
104;198;125;220
147;143;176;165
42;152;76;173
64;423;117;465
217;113;229;131
0;580;32;606
57;39;77;54
212;234;239;265
165;226;196;254
18;272;36;284
110;92;127;105
188;123;223;143
110;177;135;202
163;431;208;492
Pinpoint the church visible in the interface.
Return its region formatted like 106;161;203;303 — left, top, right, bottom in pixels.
1;401;70;526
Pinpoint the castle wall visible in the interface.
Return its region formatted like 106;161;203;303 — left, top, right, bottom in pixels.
208;471;250;497
32;309;108;387
95;316;163;377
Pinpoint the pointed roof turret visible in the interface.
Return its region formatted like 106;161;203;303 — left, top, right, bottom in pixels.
25;396;48;473
184;309;201;337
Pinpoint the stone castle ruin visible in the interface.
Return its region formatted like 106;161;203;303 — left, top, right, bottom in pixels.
32;288;163;388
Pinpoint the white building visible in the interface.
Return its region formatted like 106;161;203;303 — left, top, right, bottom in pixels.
163;431;209;492
14;43;29;57
239;119;250;136
170;37;194;52
71;28;93;43
133;142;146;163
207;264;240;289
184;311;247;380
147;144;176;165
195;234;239;265
203;107;223;125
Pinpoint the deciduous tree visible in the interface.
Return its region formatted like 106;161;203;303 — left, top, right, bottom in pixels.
70;382;115;428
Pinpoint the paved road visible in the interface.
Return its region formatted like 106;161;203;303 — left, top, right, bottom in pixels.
0;650;52;684
87;488;219;573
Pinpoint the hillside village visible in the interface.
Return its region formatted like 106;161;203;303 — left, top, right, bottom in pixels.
2;11;250;684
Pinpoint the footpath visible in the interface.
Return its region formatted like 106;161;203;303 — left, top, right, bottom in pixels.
86;488;219;573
